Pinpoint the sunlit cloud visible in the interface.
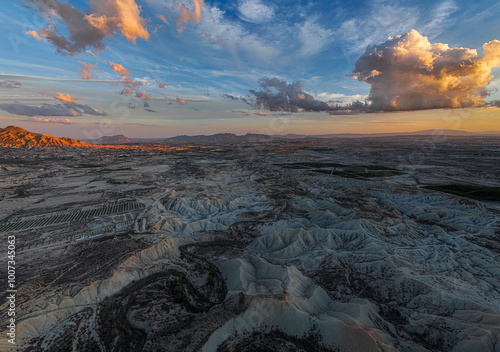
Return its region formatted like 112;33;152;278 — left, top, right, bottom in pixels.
109;61;130;76
39;91;79;104
176;0;205;34
78;62;95;80
135;90;151;100
351;29;500;111
25;0;149;54
85;0;150;44
25;30;42;40
157;14;169;24
33;116;72;124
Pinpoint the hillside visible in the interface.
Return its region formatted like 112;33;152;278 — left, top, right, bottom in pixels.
0;125;90;148
94;134;133;144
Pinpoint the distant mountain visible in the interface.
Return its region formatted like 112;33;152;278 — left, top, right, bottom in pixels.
313;129;500;139
0;126;90;148
94;134;133;144
166;133;273;143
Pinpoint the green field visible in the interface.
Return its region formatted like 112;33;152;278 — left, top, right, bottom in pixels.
424;185;500;201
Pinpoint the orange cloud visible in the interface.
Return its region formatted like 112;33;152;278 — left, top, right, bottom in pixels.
86;0;150;44
78;61;95;79
176;0;205;34
109;61;130;76
86;49;99;59
351;30;500;111
39;91;79;104
157;14;169;24
26;30;41;41
34;117;72;124
53;92;78;104
135;90;150;100
176;97;186;105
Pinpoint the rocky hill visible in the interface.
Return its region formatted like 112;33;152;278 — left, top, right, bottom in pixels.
94;134;133;144
0;125;90;148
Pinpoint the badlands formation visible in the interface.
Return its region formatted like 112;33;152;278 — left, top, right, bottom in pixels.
0;135;499;351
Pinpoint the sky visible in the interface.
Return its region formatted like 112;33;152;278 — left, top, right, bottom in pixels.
0;0;500;139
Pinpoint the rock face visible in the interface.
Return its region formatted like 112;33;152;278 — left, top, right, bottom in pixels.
0;125;90;148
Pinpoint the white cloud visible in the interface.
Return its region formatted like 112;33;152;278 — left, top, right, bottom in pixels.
335;2;419;54
198;5;280;62
420;0;458;38
298;18;334;56
238;0;274;24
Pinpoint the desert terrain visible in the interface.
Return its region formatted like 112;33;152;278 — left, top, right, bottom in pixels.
0;134;499;352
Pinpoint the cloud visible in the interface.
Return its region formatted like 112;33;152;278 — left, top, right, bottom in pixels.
78;62;95;80
238;0;274;24
420;1;457;38
86;50;100;60
297;18;333;56
197;5;280;62
222;93;239;101
25;0;149;54
85;0;150;43
109;61;146;97
176;0;205;34
120;87;133;96
33;116;72;124
351;29;500;111
248;77;332;112
39;91;79;104
232;110;250;116
0;102;107;117
26;0;108;55
335;2;418;55
176;97;186;105
25;30;42;40
0;80;22;89
135;90;150;100
157;14;169;24
109;61;130;76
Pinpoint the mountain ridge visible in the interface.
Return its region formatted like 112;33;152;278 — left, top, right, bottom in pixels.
2;126;500;148
0;125;90;148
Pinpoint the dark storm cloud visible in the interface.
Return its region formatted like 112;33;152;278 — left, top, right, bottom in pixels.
248;77;333;112
224;78;368;114
0;102;107;117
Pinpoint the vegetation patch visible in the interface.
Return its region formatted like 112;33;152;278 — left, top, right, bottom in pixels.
424;185;500;201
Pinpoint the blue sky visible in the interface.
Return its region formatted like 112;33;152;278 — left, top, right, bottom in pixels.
0;0;500;139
